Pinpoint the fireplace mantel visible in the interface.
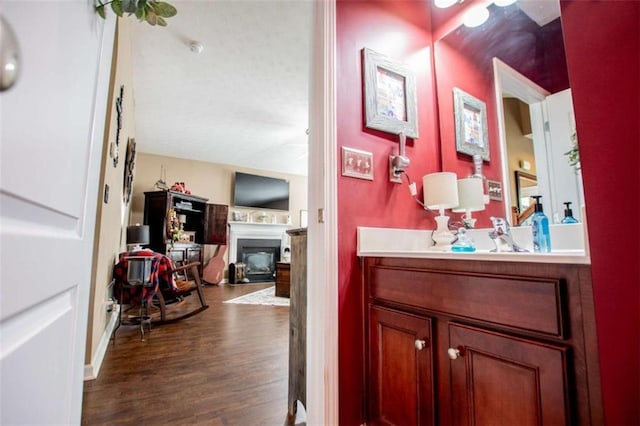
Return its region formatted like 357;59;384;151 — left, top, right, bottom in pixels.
228;222;291;264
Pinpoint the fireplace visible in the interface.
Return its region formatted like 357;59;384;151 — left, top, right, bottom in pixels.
227;222;290;284
236;238;281;282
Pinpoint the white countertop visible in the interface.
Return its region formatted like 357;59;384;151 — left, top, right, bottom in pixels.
357;224;590;264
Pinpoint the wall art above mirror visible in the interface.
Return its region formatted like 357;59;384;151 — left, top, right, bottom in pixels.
433;0;585;226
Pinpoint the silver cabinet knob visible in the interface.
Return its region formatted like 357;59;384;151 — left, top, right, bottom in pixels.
414;339;426;350
447;347;461;360
0;16;20;92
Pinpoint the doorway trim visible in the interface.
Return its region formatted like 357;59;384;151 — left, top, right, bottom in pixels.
493;58;550;221
306;1;339;424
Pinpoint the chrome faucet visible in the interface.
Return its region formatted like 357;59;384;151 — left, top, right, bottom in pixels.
488;217;528;252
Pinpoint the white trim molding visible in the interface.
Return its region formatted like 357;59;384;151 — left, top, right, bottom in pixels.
84;306;120;381
228;222;291;263
306;1;339;425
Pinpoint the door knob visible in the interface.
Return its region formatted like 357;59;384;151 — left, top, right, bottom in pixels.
447;347;461;360
0;16;20;92
414;339;427;350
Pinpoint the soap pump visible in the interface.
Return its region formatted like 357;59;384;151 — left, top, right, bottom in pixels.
531;195;551;253
561;202;578;224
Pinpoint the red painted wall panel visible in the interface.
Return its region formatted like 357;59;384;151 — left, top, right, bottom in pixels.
337;1;438;423
561;1;640;424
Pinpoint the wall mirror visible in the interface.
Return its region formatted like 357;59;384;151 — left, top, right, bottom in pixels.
433;0;586;226
514;170;537;223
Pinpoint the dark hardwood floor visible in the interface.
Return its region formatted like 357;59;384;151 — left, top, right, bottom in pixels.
82;283;303;425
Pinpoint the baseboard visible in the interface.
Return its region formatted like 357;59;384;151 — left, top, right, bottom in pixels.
83;305;120;381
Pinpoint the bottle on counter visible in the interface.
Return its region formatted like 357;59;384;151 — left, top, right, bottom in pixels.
531;195;551;253
561;201;578;224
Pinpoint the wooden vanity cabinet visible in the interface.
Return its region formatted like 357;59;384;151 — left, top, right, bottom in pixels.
363;257;602;426
369;306;435;425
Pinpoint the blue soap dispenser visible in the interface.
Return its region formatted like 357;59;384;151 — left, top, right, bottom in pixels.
531;195;551;252
561;202;578;224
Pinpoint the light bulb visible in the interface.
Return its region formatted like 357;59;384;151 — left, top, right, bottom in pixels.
463;5;490;28
494;0;517;6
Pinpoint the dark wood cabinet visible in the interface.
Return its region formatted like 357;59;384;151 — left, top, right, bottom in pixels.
275;262;291;298
286;228;306;424
449;323;569;426
363;257;602;426
143;190;228;275
368;306;434;426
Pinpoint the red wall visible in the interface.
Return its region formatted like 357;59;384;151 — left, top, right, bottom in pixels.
336;1;639;424
561;1;640;424
336;1;438;423
435;38;504;226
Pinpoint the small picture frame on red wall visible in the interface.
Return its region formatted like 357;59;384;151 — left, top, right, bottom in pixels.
362;48;419;139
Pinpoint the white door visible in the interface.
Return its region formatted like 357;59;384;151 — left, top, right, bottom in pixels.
0;3;115;425
544;89;583;222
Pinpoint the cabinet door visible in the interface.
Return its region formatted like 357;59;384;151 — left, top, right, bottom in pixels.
203;204;228;245
369;306;434;426
448;323;569;426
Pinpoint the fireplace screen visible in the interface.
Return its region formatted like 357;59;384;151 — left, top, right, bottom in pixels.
236;238;281;282
243;251;275;276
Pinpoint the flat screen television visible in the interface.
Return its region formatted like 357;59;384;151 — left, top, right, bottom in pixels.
233;172;290;211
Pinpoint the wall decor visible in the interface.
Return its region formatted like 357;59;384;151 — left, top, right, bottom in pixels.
487;179;503;201
110;84;124;167
122;137;136;204
362;48;418;139
342;146;374;181
453;87;489;161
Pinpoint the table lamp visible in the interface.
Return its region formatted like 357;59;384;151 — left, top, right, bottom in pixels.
126;224;150;251
423;172;459;250
452;177;485;228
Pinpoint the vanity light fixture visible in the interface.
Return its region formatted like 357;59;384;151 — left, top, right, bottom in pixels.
423;172;459;250
434;0;461;8
463;5;490;27
452;177;485;228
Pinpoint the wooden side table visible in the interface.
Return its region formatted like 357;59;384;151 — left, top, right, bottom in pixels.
275;262;291;298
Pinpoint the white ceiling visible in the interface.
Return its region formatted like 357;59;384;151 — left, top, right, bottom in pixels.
131;1;313;177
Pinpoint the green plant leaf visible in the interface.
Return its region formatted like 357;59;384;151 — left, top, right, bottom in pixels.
156;16;167;26
145;9;157;25
135;6;145;20
152;1;177;18
96;5;107;19
110;0;124;17
121;0;137;13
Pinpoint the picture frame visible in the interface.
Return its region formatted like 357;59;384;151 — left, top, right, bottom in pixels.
487;180;503;201
341;146;374;181
453;87;490;161
362;48;418;139
178;231;196;243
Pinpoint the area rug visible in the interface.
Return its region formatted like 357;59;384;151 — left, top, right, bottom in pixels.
224;286;289;306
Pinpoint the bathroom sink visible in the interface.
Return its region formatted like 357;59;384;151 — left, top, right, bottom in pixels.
357;225;589;264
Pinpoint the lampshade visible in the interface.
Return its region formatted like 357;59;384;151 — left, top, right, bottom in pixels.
423;172;459;212
127;224;150;247
453;178;485;213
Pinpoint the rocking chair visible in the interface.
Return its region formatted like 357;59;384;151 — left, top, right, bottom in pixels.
154;261;209;323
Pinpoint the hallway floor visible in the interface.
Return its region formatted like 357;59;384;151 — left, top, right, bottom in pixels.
82;283;304;425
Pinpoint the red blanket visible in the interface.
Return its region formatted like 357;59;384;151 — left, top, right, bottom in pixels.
112;250;176;305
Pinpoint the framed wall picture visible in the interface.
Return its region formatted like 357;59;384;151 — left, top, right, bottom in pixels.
362;48;418;139
341;146;374;180
453;87;489;161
